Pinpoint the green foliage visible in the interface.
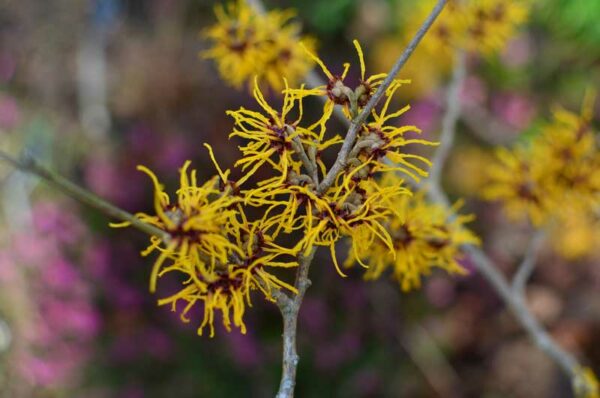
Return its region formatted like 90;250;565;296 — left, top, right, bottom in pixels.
292;0;356;36
539;0;600;52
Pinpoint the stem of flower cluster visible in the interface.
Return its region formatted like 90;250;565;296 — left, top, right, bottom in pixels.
317;0;448;195
0;149;170;242
275;248;316;398
429;50;466;185
245;0;448;396
426;47;589;393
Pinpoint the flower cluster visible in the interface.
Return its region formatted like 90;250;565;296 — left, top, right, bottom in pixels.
483;92;600;225
345;175;479;291
118;38;478;335
414;0;530;56
203;0;315;91
374;0;531;96
484;92;600;258
112;160;297;337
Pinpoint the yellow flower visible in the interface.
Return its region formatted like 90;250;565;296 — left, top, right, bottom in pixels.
111;161;301;336
261;26;317;93
374;0;530;97
483;91;600;226
227;79;319;189
203;0;264;89
482;146;549;225
548;206;600;260
573;367;599;398
203;0;315;91
348;80;437;181
290;40;388;120
300;171;409;277
532;92;600;212
446;146;492;196
111;161;242;292
418;0;530;56
460;0;530;55
157;259;253;337
349;177;479;291
157;214;298;337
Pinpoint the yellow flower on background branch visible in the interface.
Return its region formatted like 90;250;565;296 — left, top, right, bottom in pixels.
348;175;479;291
203;0;315;91
484;91;600;231
373;0;531;96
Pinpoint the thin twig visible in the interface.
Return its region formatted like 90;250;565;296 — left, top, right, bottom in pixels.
245;1;447;396
289;134;319;184
429;50;466;184
317;0;447;194
0;149;170;241
427;185;580;380
512;230;545;295
465;243;580;378
275;248;316;398
424;56;585;387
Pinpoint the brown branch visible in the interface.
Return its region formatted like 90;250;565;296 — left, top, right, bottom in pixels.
244;1;448;396
428;50;466;184
424;48;589;391
0;149;170;242
427;184;582;381
275;248;316;398
289;133;319;185
512;230;545;295
317;0;448;194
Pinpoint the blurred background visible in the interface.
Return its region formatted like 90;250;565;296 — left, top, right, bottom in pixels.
0;0;599;397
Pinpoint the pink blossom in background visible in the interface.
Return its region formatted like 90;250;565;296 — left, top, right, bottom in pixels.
84;154;147;208
0;251;16;282
460;75;487;107
40;258;80;291
315;331;361;371
32;201;84;245
425;277;456;309
85;155;121;200
502;36;533;68
0;200;100;390
401;99;441;138
12;233;60;269
492;92;536;130
118;384;145;398
225;329;262;368
156;132;192;171
0;95;20;130
299;297;330;337
0;52;16;82
143;327;174;361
